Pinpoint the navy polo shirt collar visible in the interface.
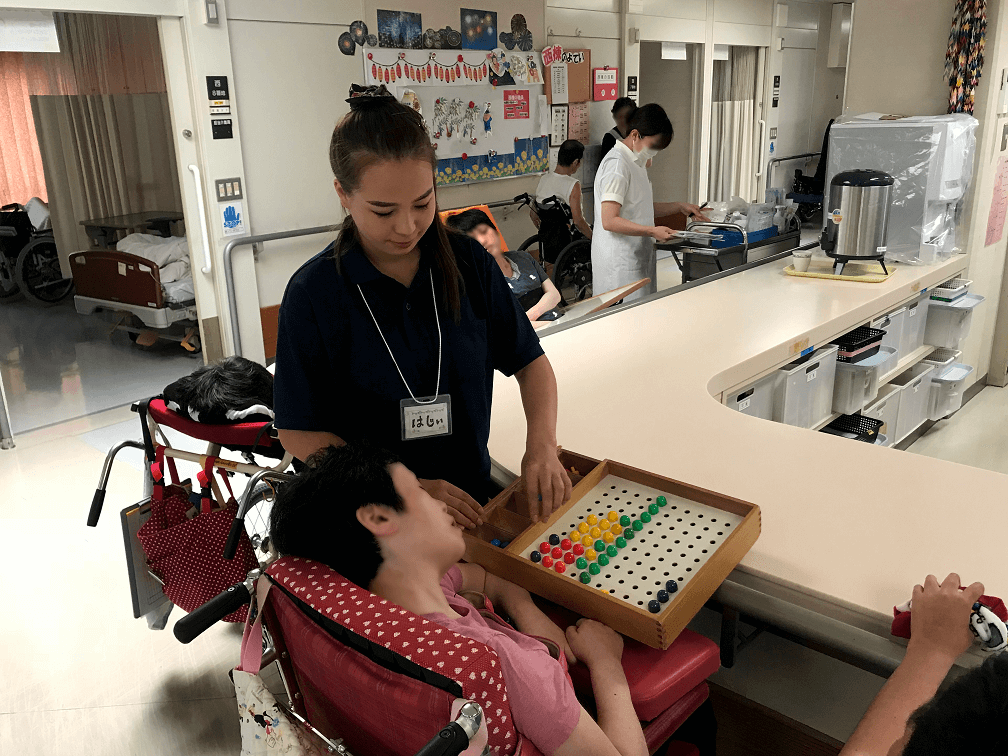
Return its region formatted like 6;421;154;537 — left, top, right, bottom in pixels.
341;245;432;293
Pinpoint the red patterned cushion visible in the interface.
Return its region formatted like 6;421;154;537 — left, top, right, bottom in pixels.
266;557;519;754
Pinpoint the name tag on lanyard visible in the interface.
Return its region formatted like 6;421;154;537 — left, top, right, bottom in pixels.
401;394;453;441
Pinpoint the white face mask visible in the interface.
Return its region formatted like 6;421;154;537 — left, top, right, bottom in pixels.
632;137;659;166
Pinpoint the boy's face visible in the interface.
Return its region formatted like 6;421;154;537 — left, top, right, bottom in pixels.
383;463;466;567
469;223;502;256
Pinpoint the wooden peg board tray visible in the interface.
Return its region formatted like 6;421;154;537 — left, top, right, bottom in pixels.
463;452;761;649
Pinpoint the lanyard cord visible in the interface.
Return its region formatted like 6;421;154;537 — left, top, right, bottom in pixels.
358;269;442;405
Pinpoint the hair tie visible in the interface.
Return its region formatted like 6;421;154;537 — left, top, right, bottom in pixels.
347;83;397;109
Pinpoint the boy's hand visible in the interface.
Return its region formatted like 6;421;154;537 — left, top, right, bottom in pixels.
513;611;576;664
908;573;984;662
565;618;624;672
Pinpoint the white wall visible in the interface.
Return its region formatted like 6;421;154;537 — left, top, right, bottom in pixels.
638;41;694;203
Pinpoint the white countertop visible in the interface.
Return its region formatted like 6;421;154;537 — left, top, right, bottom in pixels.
488;255;1006;638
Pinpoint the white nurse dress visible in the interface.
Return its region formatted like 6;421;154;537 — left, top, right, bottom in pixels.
591;139;655;303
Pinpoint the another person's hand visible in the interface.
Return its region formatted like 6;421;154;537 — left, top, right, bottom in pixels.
650;226;677;243
908;573;984;662
418;478;483;529
674;202;711;222
521;444;572;522
566;618;624;672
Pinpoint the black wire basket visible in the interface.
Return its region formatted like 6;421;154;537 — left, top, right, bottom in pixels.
831;326;886;363
821;414;884;443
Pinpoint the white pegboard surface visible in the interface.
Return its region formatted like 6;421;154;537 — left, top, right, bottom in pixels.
520;474;743;612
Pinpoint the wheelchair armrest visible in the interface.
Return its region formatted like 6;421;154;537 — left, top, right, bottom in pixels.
0;226;17;237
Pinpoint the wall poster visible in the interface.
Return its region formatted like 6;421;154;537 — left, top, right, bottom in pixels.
503;89;529;119
551;105;569;147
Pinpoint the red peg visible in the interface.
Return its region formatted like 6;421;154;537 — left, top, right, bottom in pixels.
551;546;563;559
542;555;553;568
554;562;566;574
539;541;550;553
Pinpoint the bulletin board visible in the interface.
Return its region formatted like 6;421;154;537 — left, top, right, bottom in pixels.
361;47;548;185
544;48;591;105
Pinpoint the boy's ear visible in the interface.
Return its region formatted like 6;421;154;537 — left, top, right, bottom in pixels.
357;504;399;537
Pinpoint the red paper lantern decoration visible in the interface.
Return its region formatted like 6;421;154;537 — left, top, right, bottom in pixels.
384;69;389;83
372;63;377;79
427;64;432;76
451;69;456;82
456;64;461;77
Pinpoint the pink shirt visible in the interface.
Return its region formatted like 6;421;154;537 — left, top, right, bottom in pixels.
424;566;581;755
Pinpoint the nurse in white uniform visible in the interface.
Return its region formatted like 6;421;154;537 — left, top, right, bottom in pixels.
592;103;707;302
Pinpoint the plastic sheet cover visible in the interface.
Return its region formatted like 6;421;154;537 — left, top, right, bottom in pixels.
825;113;978;264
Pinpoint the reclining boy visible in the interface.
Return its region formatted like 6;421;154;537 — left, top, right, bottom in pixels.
269;441;649;756
269;443;1005;756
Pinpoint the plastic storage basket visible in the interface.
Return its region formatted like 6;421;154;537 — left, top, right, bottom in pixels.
900;293;931;357
889;363;935;443
832;326;886;362
929;278;971;302
871;308;905;356
772;345;839;429
924;293;984;349
862;384;902;447
922;347;961;369
928;363;974;421
727;374;775;420
821;414;884;443
832;346;896;414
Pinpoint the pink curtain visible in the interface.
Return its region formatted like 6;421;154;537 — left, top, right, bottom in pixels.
0;52;48;205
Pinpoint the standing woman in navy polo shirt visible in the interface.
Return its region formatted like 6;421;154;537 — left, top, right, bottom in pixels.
274;85;571;528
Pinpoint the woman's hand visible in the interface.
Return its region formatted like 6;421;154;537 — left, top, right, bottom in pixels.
650;226;677;243
516;611;577;664
418;478;484;529
521;443;572;522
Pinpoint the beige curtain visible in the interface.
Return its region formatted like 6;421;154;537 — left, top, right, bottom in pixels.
0;52;48;205
708;47;760;203
21;13;182;265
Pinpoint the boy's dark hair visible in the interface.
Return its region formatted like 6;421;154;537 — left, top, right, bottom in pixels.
330;84;462;321
557;139;585;167
611;97;637;116
269;442;404;589
629;103;674;150
444;208;496;236
901;652;1008;755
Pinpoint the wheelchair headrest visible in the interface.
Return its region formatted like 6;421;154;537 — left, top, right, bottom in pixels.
439;204;510;252
266;556;520;754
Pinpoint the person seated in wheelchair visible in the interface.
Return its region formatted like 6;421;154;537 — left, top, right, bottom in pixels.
445;208;562;323
534;139;593;243
270;442;651;756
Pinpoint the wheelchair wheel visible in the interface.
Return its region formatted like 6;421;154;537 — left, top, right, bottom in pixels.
552;239;592;304
0;255;20;299
15;234;74;305
243;480;277;567
518;233;543;263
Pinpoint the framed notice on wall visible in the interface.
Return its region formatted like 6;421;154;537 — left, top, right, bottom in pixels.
568;102;589;144
550;105;569;147
593;67;618;101
545;48;591;104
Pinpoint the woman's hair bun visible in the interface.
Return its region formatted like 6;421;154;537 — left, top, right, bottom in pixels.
347;83;397;110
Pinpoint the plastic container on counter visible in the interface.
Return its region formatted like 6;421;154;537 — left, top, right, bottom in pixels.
889;363;936;443
832;346;896;414
862;384;902;448
923;293;985;349
900;293;931;357
772;345;839;429
832;326;887;363
928;363;975;421
726;374;775;420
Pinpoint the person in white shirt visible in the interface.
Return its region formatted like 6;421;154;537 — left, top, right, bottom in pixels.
591;103;707;302
534;139;592;241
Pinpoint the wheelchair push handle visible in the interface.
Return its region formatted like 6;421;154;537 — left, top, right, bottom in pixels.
174;581;252;643
223;517;245;560
414;702;484;756
86;489;106;528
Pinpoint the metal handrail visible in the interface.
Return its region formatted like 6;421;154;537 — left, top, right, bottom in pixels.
0;367;14;450
224;225;334;357
766;151;821;189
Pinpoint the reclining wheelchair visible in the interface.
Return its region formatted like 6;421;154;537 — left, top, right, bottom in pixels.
0;199;75;305
514;193;593;305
